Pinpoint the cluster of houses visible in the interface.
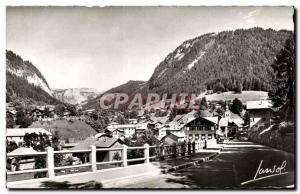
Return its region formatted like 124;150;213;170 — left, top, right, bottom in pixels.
6;100;274;174
6;103;77;123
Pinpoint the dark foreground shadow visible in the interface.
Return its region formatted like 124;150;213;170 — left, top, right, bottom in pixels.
41;180;103;189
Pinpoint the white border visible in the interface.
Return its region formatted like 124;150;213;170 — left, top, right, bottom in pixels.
0;1;299;194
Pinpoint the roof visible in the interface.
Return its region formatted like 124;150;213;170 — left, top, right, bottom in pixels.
199;109;213;117
150;116;169;124
246;100;272;110
94;133;111;139
95;137;123;148
161;133;179;141
7;128;52;137
62;142;79;148
185;116;219;127
9;147;37;154
7;110;17;115
71;137;97;150
203;117;219;125
219;118;229;127
136;123;148;130
71;136;123;150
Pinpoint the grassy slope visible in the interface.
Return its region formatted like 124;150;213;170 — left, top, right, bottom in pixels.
202;91;269;104
30;119;97;141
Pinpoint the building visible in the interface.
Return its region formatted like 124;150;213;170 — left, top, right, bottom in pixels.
6;128;52;145
106;124;137;139
30;108;44;120
161;133;183;145
246;100;273;131
71;134;124;163
7;147;37;171
7;147;37;182
135;123;148;137
219;105;245;139
184;116;218;142
128;119;138;124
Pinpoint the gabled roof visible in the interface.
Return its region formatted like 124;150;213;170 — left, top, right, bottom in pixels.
161;133;179;142
95;137;123;148
94;133;112;139
7;128;52;137
71;137;97;150
199;109;213;117
9;147;37;154
6;110;17;115
150;116;169;124
185;116;218;126
71;136;123;150
203;117;219;125
246;100;272;110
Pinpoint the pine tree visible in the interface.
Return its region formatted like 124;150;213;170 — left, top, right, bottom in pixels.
200;97;208;110
230;98;243;115
269;39;294;121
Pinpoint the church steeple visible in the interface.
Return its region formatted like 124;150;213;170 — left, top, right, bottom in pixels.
224;101;230;118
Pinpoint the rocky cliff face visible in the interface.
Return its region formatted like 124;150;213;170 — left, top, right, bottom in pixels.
53;88;100;105
6;50;53;96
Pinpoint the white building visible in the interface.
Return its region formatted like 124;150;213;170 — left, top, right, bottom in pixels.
246;100;273;130
106;124;137;139
6;128;52;145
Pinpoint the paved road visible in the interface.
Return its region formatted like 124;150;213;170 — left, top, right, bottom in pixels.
115;142;295;189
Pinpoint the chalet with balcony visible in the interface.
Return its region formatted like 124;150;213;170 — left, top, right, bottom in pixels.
184;116;218;142
246;100;273;131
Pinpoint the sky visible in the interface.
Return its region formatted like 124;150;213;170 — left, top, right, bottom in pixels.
6;6;294;92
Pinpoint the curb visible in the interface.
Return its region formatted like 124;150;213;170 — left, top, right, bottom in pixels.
161;149;222;174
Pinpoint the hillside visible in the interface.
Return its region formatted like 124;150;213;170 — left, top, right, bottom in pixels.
6;50;52;95
147;28;292;94
201;91;269;104
29;119;98;141
6;50;61;105
84;28;292;110
53;88;100;105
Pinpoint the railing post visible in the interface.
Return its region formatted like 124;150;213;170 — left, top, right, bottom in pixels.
192;142;196;153
46;147;55;178
122;145;127;167
144;144;150;164
90;145;97;172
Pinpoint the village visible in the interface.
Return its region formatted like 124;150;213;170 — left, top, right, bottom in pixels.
6;91;276;184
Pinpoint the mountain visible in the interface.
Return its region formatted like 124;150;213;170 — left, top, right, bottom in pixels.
146;27;292;94
83;27;293;110
104;80;146;94
53;88;100;105
6;50;52;95
83;80;146;110
6;50;60;105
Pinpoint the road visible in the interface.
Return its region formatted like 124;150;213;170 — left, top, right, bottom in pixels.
113;142;295;189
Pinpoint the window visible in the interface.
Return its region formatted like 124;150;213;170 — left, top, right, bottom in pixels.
201;134;206;140
189;134;193;139
195;134;199;140
208;134;212;139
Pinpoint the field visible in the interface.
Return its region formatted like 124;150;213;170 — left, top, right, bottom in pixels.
203;91;269;104
30;119;97;141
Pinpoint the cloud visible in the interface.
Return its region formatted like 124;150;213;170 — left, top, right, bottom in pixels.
243;9;260;24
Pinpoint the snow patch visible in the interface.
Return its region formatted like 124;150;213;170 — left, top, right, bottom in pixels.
187;51;206;70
